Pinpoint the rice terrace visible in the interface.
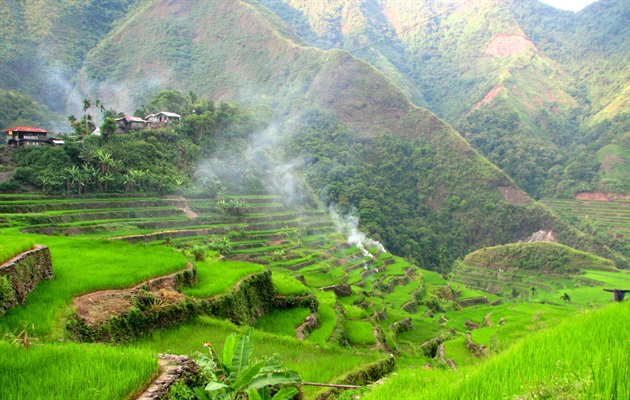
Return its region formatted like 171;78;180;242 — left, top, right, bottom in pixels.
1;0;629;399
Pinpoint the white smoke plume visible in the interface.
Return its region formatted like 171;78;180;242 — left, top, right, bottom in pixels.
328;206;386;259
194;118;315;208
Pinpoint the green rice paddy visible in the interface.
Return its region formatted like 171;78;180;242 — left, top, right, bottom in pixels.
1;194;628;399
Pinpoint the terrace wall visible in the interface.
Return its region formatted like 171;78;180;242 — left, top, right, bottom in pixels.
200;271;276;325
0;245;52;315
316;355;396;400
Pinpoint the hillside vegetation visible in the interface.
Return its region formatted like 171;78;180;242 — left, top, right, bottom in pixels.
259;0;630;196
463;242;616;273
363;302;630;399
2;189;628;399
64;0;623;265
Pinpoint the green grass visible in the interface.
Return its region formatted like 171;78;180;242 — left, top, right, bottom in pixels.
0;238;35;263
302;270;338;288
0;231;187;338
0;341;157;400
463;242;616;272
363;302;630;399
183;259;263;298
383;281;422;310
344;320;376;346
254;307;310;336
270;270;309;296
307;291;337;345
421;269;447;285
132;315;382;399
344;304;369;319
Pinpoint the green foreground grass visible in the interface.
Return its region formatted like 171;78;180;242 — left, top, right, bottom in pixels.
0;341;157;400
132;316;382;399
183;258;264;298
0;231;187;338
364;302;630;399
0;238;35;264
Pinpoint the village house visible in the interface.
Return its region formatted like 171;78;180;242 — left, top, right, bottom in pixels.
145;111;181;127
2;126;49;147
115;115;147;132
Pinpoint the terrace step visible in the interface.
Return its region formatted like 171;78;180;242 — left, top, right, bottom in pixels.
0;199;186;213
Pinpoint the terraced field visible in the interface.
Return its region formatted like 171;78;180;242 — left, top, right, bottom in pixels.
544;198;630;242
1;194;626;398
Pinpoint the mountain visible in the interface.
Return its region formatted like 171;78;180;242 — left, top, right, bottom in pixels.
0;0;137;118
0;0;626;265
256;0;629;196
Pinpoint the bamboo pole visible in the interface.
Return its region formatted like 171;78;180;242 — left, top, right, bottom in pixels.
300;382;361;389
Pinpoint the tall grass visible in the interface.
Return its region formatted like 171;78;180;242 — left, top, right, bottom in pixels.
254;307;310;336
344;320;376;346
132;316;382;399
0;238;35;264
0;341;157;400
183;259;263;298
0;231;187;338
271;269;309;296
364;302;630;399
306;291;337;345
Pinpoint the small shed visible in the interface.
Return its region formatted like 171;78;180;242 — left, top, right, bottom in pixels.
2;126;49;147
115;115;147;132
145;111;181;127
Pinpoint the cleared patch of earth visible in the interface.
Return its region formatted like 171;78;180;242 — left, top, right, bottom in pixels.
483;34;536;58
499;186;532;206
575;192;630;201
73;263;192;326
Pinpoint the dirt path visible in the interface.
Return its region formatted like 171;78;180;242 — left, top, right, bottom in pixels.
170;195;198;219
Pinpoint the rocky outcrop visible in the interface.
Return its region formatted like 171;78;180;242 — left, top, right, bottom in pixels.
296;313;319;340
465;332;487;357
136;354;200;400
401;299;418;313
522;230;557;243
464;320;480;330
321;283;352;297
458;296;488;307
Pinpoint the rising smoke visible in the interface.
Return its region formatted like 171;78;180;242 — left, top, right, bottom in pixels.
328;206;387;259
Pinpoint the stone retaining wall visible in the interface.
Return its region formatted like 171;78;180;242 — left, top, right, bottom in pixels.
316;356;396;400
136;354;200;400
0;245;52;315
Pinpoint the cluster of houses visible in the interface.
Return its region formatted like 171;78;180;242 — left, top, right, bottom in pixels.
2;111;181;148
114;111;181;132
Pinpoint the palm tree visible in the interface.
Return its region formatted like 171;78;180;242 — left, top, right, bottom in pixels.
64;166;82;194
81;164;98;193
38;174;60;195
98;172;115;193
82;99;91;136
123;169;146;193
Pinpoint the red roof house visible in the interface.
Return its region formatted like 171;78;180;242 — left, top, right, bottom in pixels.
2;126;49;147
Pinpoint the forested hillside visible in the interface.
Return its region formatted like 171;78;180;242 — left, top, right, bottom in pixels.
258;0;629;196
0;0;627;264
0;0;137;116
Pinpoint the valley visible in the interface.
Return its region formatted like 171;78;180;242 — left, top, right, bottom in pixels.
0;0;628;398
1;191;628;398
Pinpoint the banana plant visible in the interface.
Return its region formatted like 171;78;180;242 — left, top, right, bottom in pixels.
194;329;300;400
